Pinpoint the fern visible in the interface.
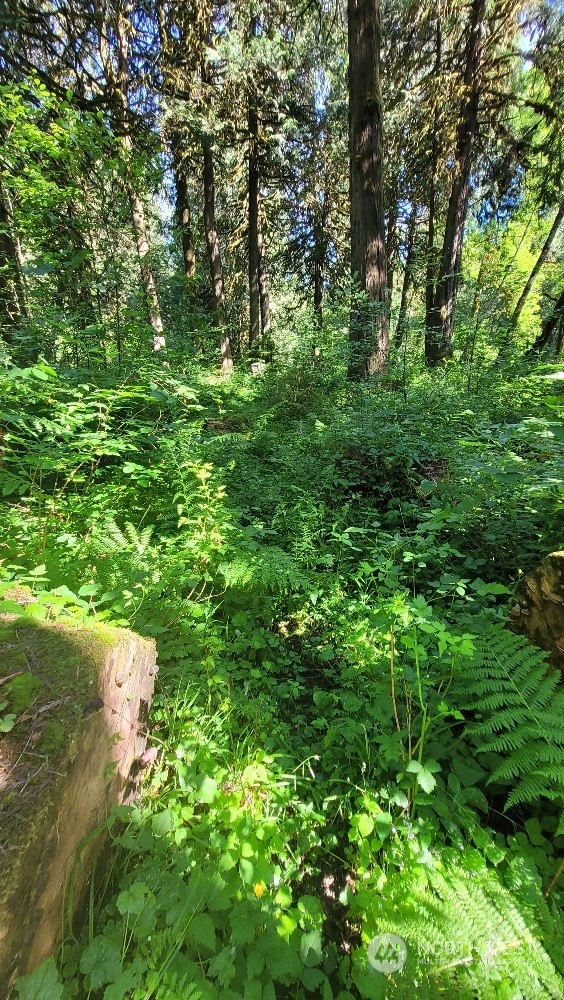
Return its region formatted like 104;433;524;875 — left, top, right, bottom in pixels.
456;625;564;809
219;545;308;596
355;859;564;998
97;518;154;555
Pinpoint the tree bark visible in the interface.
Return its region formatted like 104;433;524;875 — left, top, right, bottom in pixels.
425;0;485;366
313;222;324;330
126;179;166;351
347;0;389;379
202;134;233;375
110;5;166;351
248;15;261;348
395;204;417;348
509;201;564;332
527;285;564;356
0;171;27;339
170;133;196;280
386;182;399;299
258;225;270;339
424;22;441;338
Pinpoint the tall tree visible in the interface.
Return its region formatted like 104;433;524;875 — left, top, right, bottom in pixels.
104;0;166;350
0;170;27;338
395;203;418;348
425;0;486;365
258;224;270;338
200;40;234;377
509;199;564;332
247;14;261;348
202;129;233;375
348;0;389;378
170;129;197;281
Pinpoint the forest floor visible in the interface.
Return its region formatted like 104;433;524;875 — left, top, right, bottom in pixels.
3;354;564;999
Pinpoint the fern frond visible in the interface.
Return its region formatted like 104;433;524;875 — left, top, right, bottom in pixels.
358;859;564;998
455;625;564;809
124;521;154;553
219;546;308;597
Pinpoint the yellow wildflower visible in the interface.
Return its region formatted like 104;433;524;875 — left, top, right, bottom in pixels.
253;881;267;898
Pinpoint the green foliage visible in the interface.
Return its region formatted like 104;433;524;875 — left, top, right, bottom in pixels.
15;958;63;1000
458;627;564;808
351;855;564;999
3;672;42;714
3;357;564;1000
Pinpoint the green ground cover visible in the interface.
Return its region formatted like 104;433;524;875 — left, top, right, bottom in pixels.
2;352;564;999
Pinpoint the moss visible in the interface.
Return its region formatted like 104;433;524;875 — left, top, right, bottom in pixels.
0;613;134;918
40;720;65;754
5;673;43;714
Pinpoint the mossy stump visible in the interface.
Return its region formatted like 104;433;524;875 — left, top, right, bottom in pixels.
508;551;564;674
0;615;157;994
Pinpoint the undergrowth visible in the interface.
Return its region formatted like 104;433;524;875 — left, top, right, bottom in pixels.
2;351;564;999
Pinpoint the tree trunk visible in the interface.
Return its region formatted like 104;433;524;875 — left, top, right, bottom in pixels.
202;134;233;375
386;182;399;299
347;0;389;379
171;135;196;280
313;226;324;330
527;285;564;356
258;225;270;339
509;201;564;333
395;204;417;348
424;22;441;337
0;172;27;339
425;0;485;366
248;15;261;348
126;181;166;351
108;3;166;353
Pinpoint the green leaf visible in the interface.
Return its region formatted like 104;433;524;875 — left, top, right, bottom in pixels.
301;967;328;992
116;882;149;916
243;980;263;1000
417;767;438;793
0;713;16;733
275;885;293;908
247;948;266;978
189;912;217;951
374;811;393;838
300;928;322;967
231;914;256;946
103;967;141;1000
452;755;487;787
197;776;219;803
265;934;302;979
28;564;47;576
79;936;122;989
239;857;255;883
277;912;297;941
524;817;546;846
209;946;236;986
297;895;324;923
406;759;440;793
351;960;387;1000
152;808;175;837
15;958;63;1000
356;813;374;839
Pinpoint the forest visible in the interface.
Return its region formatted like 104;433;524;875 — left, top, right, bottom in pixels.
1;0;564;996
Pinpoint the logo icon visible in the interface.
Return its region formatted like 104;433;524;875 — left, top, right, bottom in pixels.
367;933;408;973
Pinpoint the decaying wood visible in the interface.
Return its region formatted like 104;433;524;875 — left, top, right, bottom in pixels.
507;551;564;674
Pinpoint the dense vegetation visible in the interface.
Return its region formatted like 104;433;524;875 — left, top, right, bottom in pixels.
1;0;564;997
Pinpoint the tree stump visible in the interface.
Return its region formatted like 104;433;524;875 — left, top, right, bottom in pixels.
0;616;157;994
508;551;564;674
